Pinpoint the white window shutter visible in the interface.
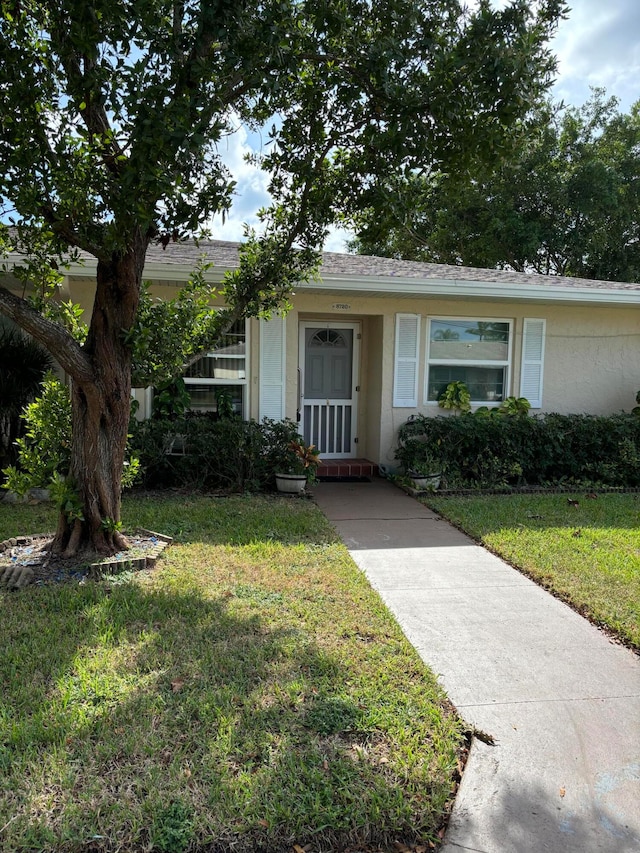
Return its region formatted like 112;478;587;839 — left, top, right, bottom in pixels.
520;319;546;408
393;313;421;407
259;315;286;420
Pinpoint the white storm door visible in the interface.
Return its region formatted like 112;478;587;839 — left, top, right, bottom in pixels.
299;322;359;458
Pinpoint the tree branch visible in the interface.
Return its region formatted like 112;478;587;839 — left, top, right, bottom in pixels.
48;12;125;178
0;286;93;383
38;203;109;261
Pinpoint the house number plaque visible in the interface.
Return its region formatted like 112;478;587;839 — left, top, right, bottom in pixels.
332;302;351;310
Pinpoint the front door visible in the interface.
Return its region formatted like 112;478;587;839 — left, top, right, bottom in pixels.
299;322;359;458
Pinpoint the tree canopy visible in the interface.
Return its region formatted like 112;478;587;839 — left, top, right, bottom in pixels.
0;0;564;554
352;89;640;282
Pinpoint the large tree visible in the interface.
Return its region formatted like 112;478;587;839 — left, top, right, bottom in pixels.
352;89;640;281
0;0;564;555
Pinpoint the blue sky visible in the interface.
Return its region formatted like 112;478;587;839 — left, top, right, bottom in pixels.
210;1;640;252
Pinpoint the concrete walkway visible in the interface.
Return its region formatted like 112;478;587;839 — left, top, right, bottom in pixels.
313;478;640;853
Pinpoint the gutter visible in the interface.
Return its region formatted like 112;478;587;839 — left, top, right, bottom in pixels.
300;273;640;306
5;254;640;307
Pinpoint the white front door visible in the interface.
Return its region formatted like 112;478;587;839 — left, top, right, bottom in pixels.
299;322;359;458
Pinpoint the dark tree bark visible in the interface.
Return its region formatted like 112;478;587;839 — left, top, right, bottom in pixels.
50;231;148;556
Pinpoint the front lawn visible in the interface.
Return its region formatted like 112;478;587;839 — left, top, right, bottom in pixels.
0;494;464;852
426;493;640;650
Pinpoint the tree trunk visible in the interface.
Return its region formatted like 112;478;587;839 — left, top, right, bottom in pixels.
51;375;131;556
52;234;147;557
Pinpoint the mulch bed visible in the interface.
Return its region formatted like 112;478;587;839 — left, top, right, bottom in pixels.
0;530;172;590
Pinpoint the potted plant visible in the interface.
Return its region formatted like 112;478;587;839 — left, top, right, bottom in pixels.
407;456;442;491
394;434;443;491
275;439;321;494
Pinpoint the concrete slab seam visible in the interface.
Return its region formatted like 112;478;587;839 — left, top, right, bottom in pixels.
330;515;440;520
454;694;640;709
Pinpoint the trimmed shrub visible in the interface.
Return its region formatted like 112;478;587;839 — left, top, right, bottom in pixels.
2;375;72;494
396;412;640;489
129;415;302;491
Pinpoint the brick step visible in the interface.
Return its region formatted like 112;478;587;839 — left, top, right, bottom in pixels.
317;458;378;479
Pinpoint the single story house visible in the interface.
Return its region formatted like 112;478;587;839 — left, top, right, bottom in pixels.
7;241;640;473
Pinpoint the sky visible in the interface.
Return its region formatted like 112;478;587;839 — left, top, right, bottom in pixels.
550;0;640;113
210;0;640;253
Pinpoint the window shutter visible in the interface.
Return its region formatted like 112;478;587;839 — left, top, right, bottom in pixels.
259;315;286;420
393;313;420;407
520;319;546;408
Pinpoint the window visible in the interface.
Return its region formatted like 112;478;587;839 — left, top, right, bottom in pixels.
309;329;348;348
183;320;248;416
426;318;511;403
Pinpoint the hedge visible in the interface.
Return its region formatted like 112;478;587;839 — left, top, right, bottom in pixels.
129;415;301;491
395;412;640;489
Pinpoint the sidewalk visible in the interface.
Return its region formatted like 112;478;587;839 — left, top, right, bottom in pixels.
313;478;640;853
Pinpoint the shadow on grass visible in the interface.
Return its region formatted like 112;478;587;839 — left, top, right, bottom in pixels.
121;491;337;547
0;492;335;550
1;572;447;852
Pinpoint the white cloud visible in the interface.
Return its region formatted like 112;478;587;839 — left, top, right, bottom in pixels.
550;1;640;110
324;226;353;253
486;0;639;110
208;121;272;242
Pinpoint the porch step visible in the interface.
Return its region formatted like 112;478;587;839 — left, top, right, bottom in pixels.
316;458;378;479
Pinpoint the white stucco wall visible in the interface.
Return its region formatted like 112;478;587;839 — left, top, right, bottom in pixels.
64;275;639;467
280;293;639;467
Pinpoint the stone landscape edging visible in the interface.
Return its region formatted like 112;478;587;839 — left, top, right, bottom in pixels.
0;528;173;591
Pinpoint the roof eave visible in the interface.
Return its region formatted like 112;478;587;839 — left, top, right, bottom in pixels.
300;273;640;306
68;260;232;283
5;254;639;305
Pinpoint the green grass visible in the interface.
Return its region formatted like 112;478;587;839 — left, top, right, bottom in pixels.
426;493;640;650
0;494;464;852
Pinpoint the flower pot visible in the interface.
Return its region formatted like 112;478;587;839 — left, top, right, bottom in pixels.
410;474;441;490
275;473;307;494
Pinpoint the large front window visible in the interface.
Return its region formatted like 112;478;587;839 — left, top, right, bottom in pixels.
184;320;247;416
426;318;511;403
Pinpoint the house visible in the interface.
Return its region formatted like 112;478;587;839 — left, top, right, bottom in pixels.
7;241;640;473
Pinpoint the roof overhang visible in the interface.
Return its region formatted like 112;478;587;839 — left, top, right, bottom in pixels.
297;273;640;307
66;259;232;284
5;254;640;307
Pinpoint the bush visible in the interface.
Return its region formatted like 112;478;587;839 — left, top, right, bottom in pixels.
2;374;71;494
3;375;140;496
129;415;302;491
396;412;640;490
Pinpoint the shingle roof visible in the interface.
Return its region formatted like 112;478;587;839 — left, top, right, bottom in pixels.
144;239;240;269
319;249;640;292
7;232;639;295
142;239;640;293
